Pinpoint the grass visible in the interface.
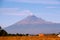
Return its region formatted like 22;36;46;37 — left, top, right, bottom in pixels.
0;36;60;40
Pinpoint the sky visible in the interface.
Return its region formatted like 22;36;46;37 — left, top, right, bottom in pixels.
0;0;60;28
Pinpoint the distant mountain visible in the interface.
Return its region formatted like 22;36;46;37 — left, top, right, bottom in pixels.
16;15;52;24
4;15;60;34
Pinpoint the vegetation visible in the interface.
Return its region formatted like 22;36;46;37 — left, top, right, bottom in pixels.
0;26;60;40
0;26;8;36
0;36;60;40
0;26;60;37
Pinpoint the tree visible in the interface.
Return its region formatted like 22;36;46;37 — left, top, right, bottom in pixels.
25;34;29;36
0;26;2;30
0;26;8;36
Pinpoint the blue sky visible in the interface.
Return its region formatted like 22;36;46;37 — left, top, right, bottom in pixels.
0;0;60;28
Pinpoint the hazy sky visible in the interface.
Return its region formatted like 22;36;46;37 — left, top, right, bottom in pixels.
0;0;60;28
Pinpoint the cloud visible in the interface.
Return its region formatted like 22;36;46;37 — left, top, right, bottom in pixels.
0;24;7;28
0;8;33;16
46;6;60;8
5;0;60;4
0;8;18;13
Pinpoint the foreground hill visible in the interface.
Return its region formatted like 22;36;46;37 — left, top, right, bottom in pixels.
4;15;60;34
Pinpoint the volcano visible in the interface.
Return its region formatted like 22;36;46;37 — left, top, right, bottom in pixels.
16;15;53;24
4;15;60;34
